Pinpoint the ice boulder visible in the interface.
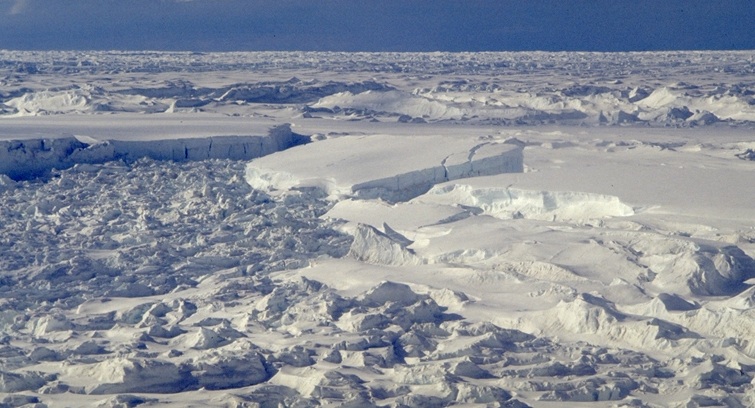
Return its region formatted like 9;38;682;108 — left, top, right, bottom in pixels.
0;371;47;393
687;110;720;126
188;349;271;390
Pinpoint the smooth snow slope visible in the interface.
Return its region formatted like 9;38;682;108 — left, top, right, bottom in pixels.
1;50;755;407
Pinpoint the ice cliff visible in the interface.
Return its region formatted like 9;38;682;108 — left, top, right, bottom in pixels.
0;124;306;180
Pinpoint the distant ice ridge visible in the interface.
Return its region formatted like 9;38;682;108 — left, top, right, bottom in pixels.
2;79;391;116
4;51;754;127
308;85;755;126
0;124;306;180
309;90;466;120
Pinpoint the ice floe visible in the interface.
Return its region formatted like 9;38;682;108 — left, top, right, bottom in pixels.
245;134;523;201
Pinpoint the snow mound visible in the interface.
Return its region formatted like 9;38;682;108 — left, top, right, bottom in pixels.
245;135;523;202
95;394;158;408
270;366;368;400
360;281;422;306
65;358;188;394
174;327;231;350
687;110;720;126
532;294;693;348
188;347;270;390
217;79;391;104
549;294;627;334
4;86;168;115
419;184;635;222
28;314;73;336
348;224;422;265
627;235;755;296
337;285;447;331
638;87;680;109
6;89;91;115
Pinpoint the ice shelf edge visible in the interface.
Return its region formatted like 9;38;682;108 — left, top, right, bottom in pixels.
0;124;307;180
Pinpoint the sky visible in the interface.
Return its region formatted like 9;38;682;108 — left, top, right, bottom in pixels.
1;0;753;52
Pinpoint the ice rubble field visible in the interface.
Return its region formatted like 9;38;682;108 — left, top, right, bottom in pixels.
0;51;754;407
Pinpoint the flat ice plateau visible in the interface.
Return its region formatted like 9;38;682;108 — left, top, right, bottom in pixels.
1;50;755;407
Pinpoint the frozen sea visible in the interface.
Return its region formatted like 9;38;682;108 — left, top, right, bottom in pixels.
0;50;754;407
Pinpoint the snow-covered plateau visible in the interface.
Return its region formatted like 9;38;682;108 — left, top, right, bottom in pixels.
0;50;754;407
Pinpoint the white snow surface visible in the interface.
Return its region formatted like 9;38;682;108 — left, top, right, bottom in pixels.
1;50;755;407
245;134;523;201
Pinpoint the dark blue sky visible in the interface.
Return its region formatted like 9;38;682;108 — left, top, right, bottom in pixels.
1;0;753;52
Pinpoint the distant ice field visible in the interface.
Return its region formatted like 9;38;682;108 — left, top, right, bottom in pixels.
0;50;754;407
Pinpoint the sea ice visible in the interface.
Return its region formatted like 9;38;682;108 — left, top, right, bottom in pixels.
1;50;754;407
